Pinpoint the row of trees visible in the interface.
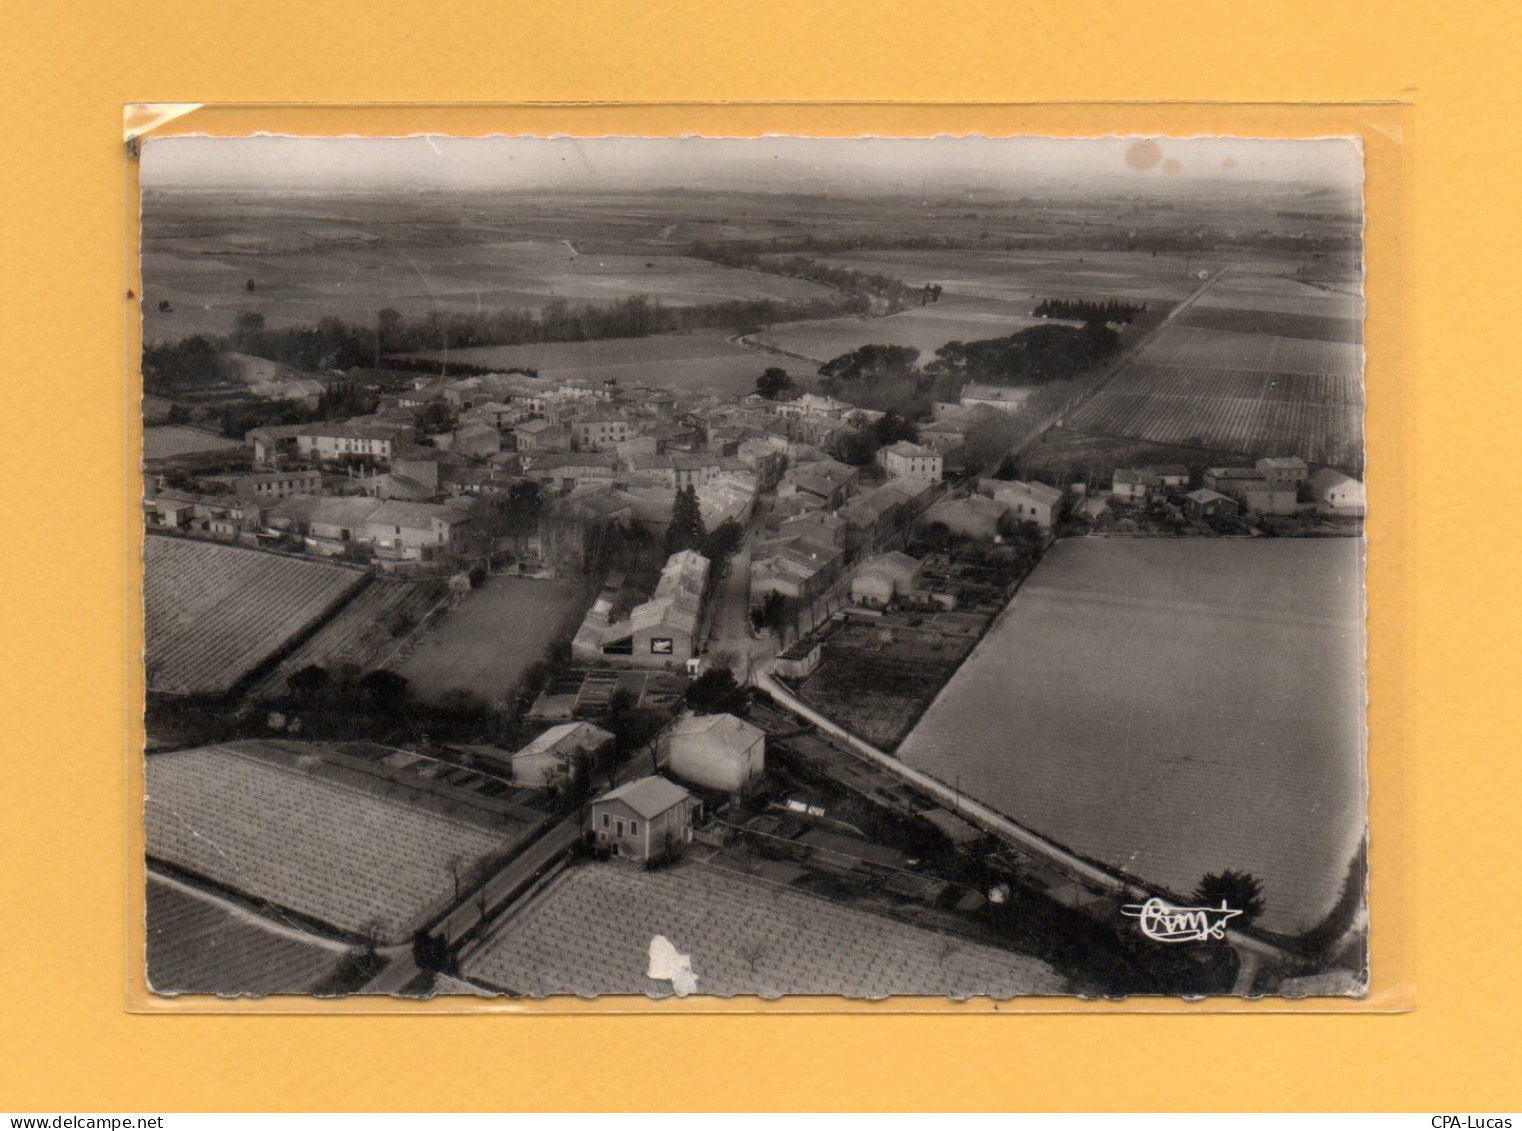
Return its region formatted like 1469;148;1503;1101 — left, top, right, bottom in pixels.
1031;297;1146;324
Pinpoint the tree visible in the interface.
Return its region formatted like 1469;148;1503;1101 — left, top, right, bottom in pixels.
415;400;454;436
755;366;793;400
917;521;952;553
759;590;793;637
358;669;409;713
835;427;881;467
738;937;768;972
817;344;920;393
288;664;330;701
701;519;746;577
665;484;705;555
684;667;746;715
1193;870;1266;926
871;410;919;447
234;310;266;350
376;307;405;352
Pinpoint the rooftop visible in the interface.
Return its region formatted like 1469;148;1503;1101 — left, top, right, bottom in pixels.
665;711;765;750
596;774;695;820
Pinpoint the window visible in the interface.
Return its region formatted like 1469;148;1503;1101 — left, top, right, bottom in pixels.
630;820;639;835
616;820;625;836
602;814;610;829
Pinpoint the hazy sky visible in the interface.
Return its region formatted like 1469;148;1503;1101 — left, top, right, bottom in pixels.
141;135;1361;194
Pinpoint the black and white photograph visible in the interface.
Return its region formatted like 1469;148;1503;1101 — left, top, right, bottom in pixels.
138;134;1367;1000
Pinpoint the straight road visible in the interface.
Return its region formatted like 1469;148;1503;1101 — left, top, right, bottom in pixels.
707;491;780;676
361;816;581;995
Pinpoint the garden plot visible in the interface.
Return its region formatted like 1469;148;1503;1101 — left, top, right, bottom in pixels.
145;743;509;941
898;538;1366;937
461;862;1064;998
144;538;367;696
794;614;987;750
393;575;583;703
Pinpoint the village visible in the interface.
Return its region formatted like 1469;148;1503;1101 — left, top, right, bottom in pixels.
143;338;1366;999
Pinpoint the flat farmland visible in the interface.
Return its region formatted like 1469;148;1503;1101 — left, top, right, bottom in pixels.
142;195;836;342
1182;271;1362;342
898;539;1366;937
393;575;584;703
146;876;350;996
145;744;510;941
461;862;1064;998
144;538;367;696
1066;362;1364;468
804;249;1209;306
750;295;1071;365
399;329;777;397
1176;306;1362;343
1138;324;1362;377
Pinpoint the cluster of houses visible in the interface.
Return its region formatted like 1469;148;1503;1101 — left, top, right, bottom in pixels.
143;361;911;572
493;708;769;863
748;447;948;634
1110;456;1366;520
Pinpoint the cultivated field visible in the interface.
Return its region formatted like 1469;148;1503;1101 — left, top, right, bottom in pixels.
142;425;243;460
400;329;778;397
1065;361;1364;468
393;575;583;703
144;538;366;696
1137;324;1362;377
250;578;444;698
461;861;1064;998
898;538;1366;937
146;876;350;996
145;744;510;941
1049;257;1365;468
1189;266;1364;327
750;295;1071;365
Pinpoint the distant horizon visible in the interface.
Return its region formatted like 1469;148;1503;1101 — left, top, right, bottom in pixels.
141;136;1362;199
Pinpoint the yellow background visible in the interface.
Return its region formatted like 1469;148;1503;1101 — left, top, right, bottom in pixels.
1;0;1517;1112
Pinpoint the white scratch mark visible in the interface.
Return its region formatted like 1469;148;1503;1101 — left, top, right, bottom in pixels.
647;934;697;997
